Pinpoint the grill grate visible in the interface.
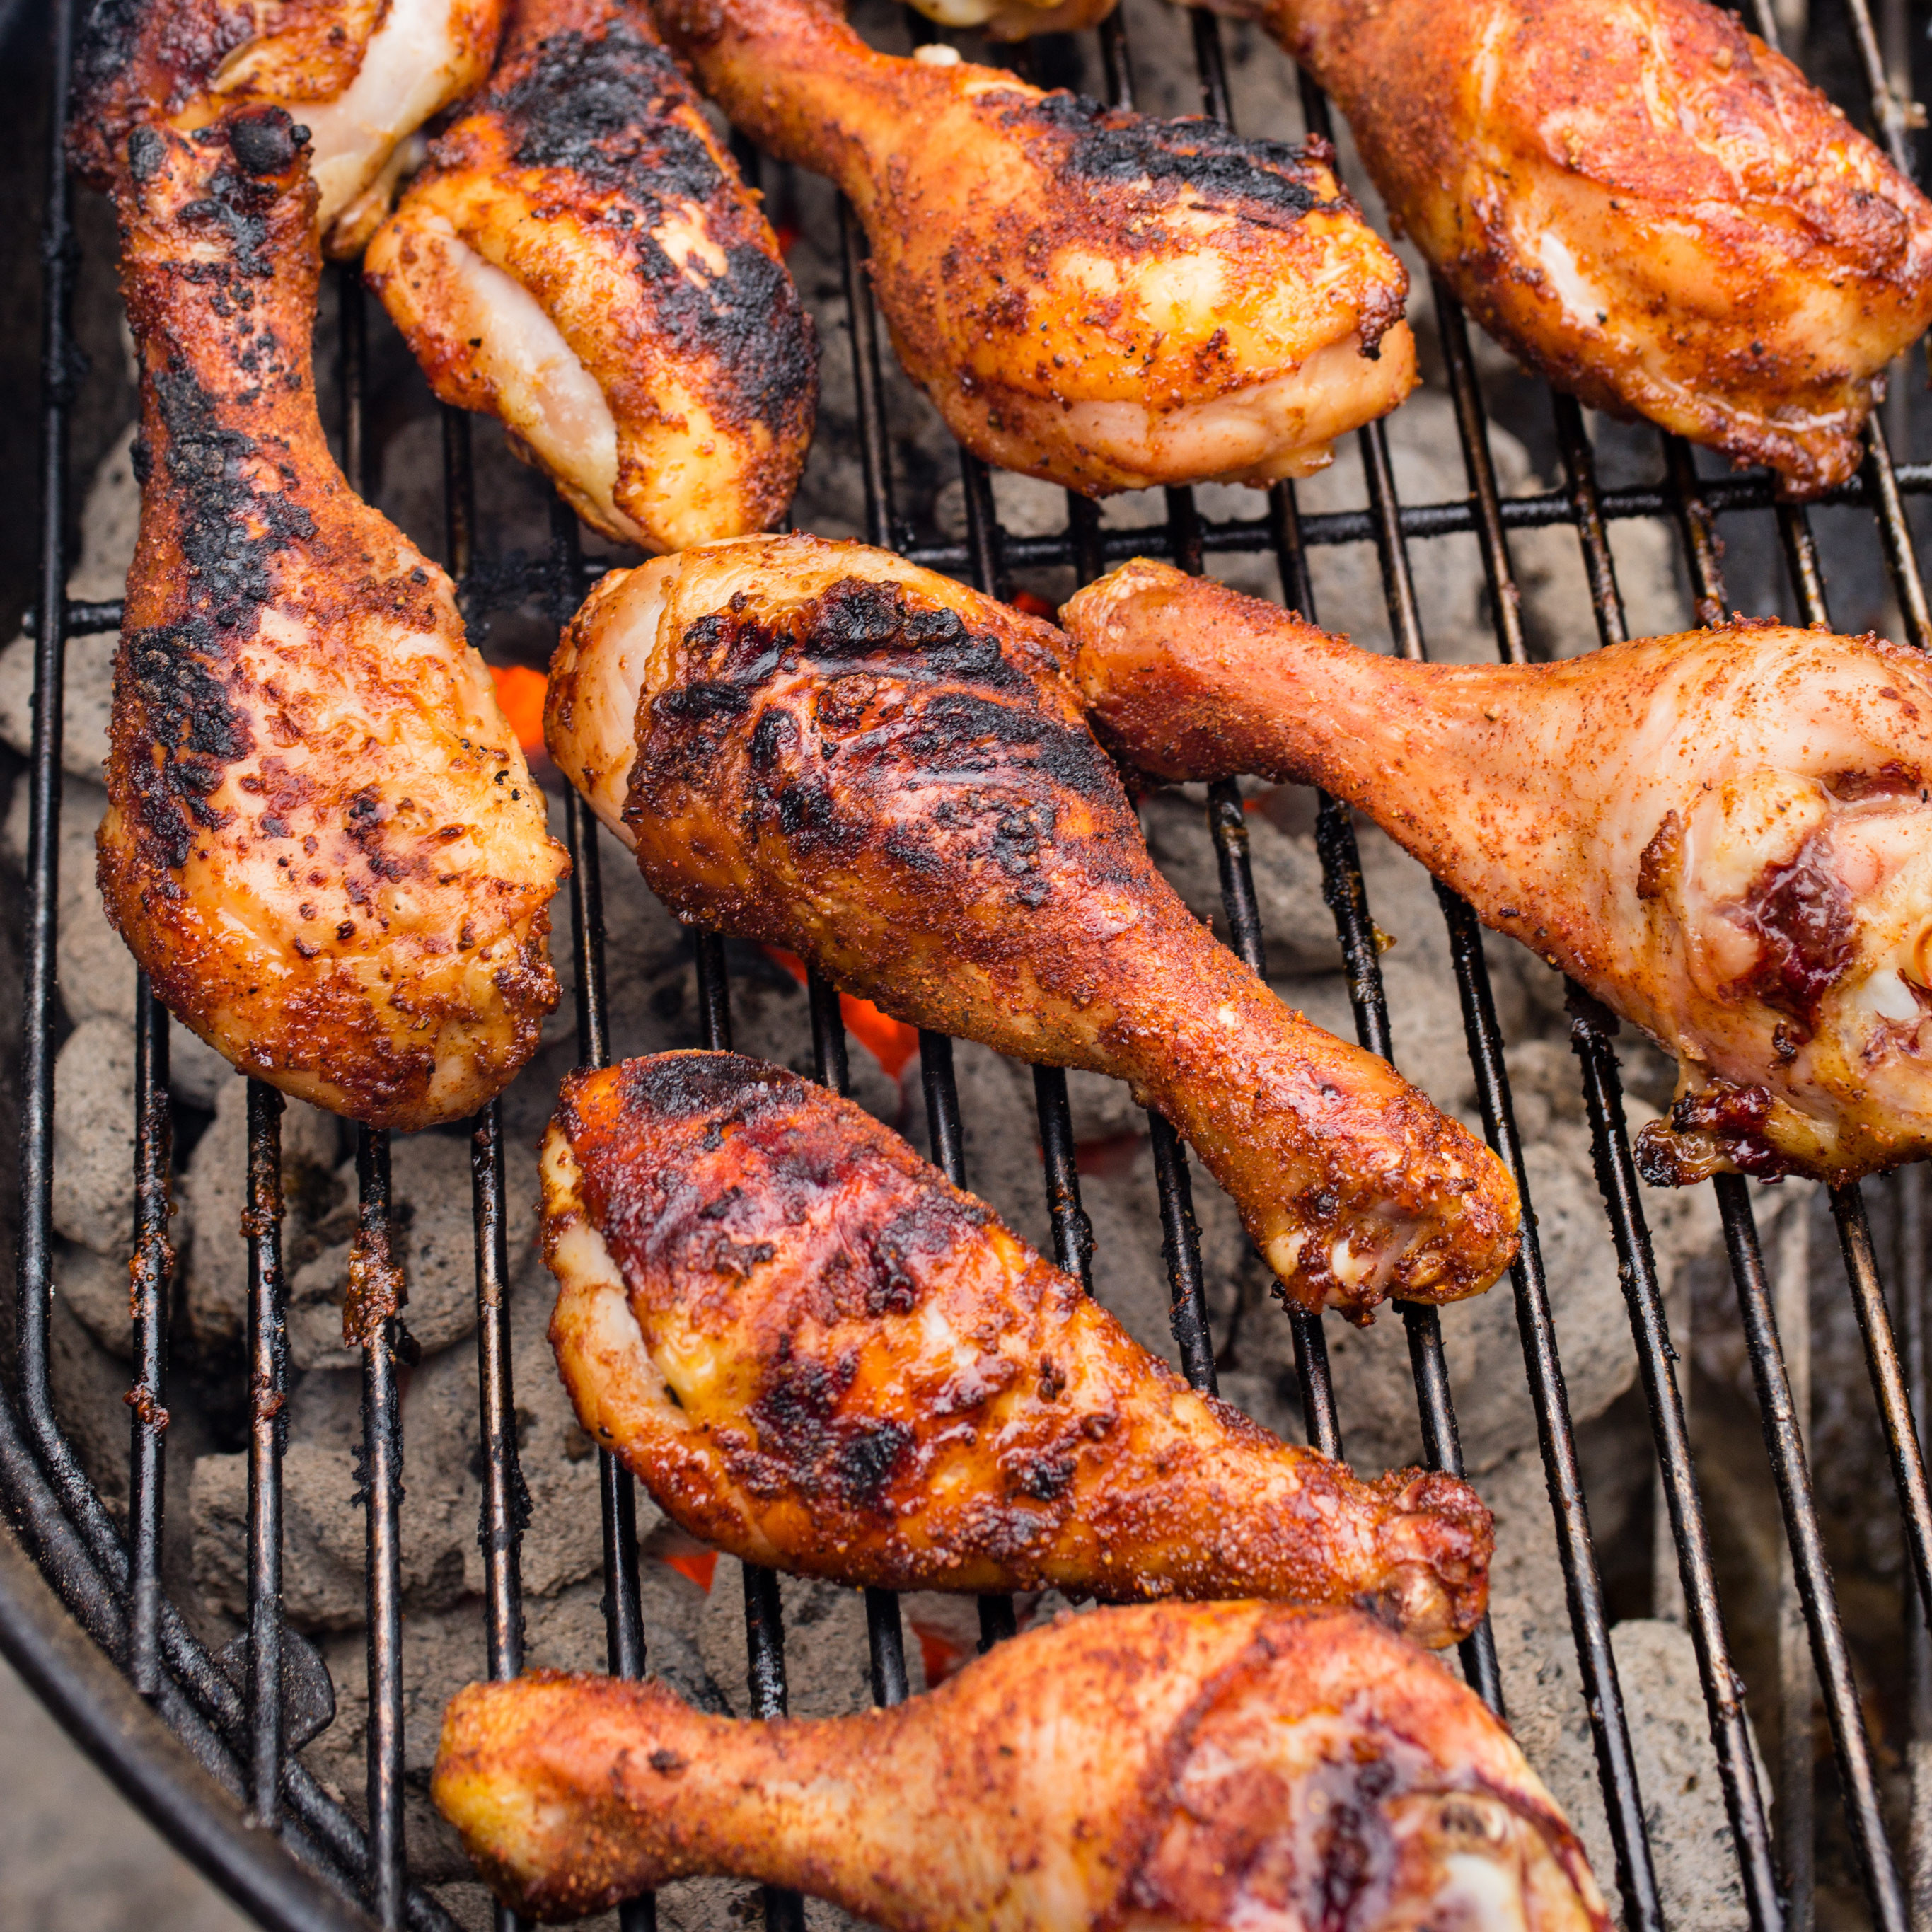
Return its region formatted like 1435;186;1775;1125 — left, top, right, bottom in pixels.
6;1;1932;1930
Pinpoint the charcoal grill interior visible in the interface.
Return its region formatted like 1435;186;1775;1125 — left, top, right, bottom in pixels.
5;0;1932;1928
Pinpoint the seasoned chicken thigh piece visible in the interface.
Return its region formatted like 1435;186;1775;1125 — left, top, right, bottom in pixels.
365;0;818;553
1065;560;1932;1185
1178;0;1932;492
436;1602;1609;1931
100;110;568;1130
544;534;1519;1319
71;0;506;255
654;0;1415;494
545;1053;1493;1643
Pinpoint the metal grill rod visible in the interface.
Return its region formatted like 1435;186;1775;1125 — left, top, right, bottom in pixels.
128;976;171;1696
7;15;455;1920
47;435;1932;652
1427;291;1672;1932
246;1081;288;1830
442;404;530;1932
1542;364;1788;1931
1288;36;1781;1924
15;2;1932;1927
332;264;410;1932
683;927;806;1932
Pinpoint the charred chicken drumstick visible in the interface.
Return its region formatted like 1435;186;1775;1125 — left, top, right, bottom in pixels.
545;1052;1493;1643
652;0;1416;494
71;0;506;255
100;110;568;1130
544;534;1519;1319
436;1601;1609;1929
1174;0;1932;493
365;0;819;553
1065;559;1932;1186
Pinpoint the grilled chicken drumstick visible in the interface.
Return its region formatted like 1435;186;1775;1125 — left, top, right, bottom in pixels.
652;0;1416;494
545;534;1519;1318
545;1053;1493;1642
365;0;819;553
71;0;506;255
436;1601;1609;1930
1175;0;1932;492
100;110;568;1130
1065;560;1932;1186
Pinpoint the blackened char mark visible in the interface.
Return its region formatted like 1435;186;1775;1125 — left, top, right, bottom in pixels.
648;674;755;789
504;28;721;202
125;345;317;871
864;1190;991;1317
658;679;751;724
613;1050;797;1126
746;1349;914;1512
1013;1451;1075;1502
640;577;1138;899
663;1223;776;1279
176;112;307;277
499;23;818;427
637;233;816;427
774;774;848;855
1738;831;1853;1034
684;579;1031;702
228;107;306;178
1017;91;1334;224
748;706;797;772
345;786;427;885
128;123;168;183
896;690;1116;807
835;1419;914;1503
74;0;146;103
70;0;253;189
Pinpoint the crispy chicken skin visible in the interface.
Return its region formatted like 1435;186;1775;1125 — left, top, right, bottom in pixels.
1065;560;1932;1186
364;0;818;553
652;0;1416;494
543;534;1519;1319
1179;0;1932;493
435;1601;1609;1930
71;0;506;255
100;111;568;1130
544;1053;1493;1643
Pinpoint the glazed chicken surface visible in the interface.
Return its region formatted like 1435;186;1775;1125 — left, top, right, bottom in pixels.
545;1053;1493;1643
544;534;1519;1319
71;0;506;255
365;0;819;554
100;110;568;1130
436;1601;1609;1930
1065;560;1932;1186
1177;0;1932;492
653;0;1416;494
